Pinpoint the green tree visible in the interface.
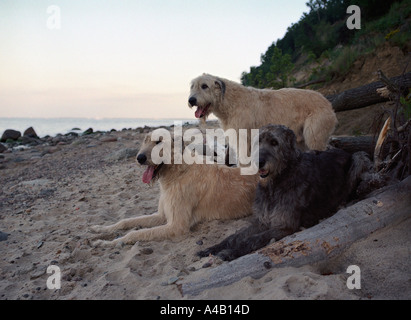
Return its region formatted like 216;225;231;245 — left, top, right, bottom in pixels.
265;47;294;89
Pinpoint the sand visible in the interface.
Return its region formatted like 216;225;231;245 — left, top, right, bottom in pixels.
0;121;410;300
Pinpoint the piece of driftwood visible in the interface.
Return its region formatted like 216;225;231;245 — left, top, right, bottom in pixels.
374;117;392;170
326;72;411;112
373;69;411;180
182;176;411;296
329;135;377;157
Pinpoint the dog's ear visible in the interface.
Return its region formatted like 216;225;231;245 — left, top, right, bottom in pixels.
214;78;226;99
286;128;296;145
285;129;300;157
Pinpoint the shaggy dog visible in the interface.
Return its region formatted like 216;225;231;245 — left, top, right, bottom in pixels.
91;130;259;246
198;124;371;261
188;73;337;152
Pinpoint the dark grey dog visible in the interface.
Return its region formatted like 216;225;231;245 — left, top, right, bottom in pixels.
198;124;372;261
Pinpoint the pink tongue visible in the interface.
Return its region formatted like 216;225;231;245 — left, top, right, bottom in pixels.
195;107;203;118
142;166;155;184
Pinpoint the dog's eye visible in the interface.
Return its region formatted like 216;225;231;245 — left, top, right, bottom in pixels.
271;139;278;146
201;84;208;90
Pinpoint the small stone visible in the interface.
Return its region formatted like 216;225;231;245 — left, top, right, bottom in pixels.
0;143;7;153
0;231;9;241
167;276;179;285
30;266;47;279
100;136;117;143
196;240;203;245
0;231;9;242
176;271;185;277
82;128;93;135
140;248;153;255
60;229;70;235
104;148;139;161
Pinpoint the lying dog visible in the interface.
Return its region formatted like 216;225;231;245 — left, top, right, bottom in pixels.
198;124;372;261
91;130;259;246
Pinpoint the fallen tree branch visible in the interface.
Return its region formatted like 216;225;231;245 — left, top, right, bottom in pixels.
182;176;411;296
377;69;401;95
397;119;411;133
373;68;411;180
329;136;377;157
326;72;411;112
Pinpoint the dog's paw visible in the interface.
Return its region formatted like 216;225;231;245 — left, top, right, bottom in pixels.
216;249;236;261
92;238;126;249
89;225;110;234
92;239;113;248
197;248;213;258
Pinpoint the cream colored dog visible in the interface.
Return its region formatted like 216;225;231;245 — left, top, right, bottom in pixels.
91;130;259;246
188;73;337;151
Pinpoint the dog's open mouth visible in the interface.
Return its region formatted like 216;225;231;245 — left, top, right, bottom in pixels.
142;163;164;184
194;103;211;119
259;169;269;178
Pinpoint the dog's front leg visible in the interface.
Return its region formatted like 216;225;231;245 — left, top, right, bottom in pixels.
197;223;263;259
90;212;166;234
198;225;291;261
92;202;192;247
92;222;186;247
217;227;292;261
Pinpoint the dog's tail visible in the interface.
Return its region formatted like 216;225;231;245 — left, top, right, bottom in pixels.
347;151;373;197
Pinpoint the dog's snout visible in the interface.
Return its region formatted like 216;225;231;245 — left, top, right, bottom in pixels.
259;159;266;169
137;154;147;164
188;96;197;106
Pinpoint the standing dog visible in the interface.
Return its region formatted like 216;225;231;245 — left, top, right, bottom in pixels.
198;124;371;261
91;130;259;246
188;73;337;151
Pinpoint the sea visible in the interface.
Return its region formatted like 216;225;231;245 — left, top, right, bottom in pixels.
0;118;197;138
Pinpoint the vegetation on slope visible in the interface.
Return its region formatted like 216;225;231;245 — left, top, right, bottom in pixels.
241;0;411;89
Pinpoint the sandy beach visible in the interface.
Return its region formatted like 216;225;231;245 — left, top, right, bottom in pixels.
0;120;410;300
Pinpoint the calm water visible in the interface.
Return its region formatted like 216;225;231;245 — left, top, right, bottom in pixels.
0;118;196;138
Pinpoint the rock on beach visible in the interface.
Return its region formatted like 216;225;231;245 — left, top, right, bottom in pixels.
0;143;7;153
1;129;21;142
23;127;39;139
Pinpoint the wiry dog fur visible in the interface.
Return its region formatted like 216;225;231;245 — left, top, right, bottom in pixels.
91;131;259;246
198;124;372;261
188;73;337;151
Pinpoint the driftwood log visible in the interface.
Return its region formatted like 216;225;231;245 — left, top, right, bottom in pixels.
326;72;411;112
328;135;392;159
182;176;411;296
329;135;376;157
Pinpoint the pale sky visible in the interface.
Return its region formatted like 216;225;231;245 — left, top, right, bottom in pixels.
0;0;308;119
